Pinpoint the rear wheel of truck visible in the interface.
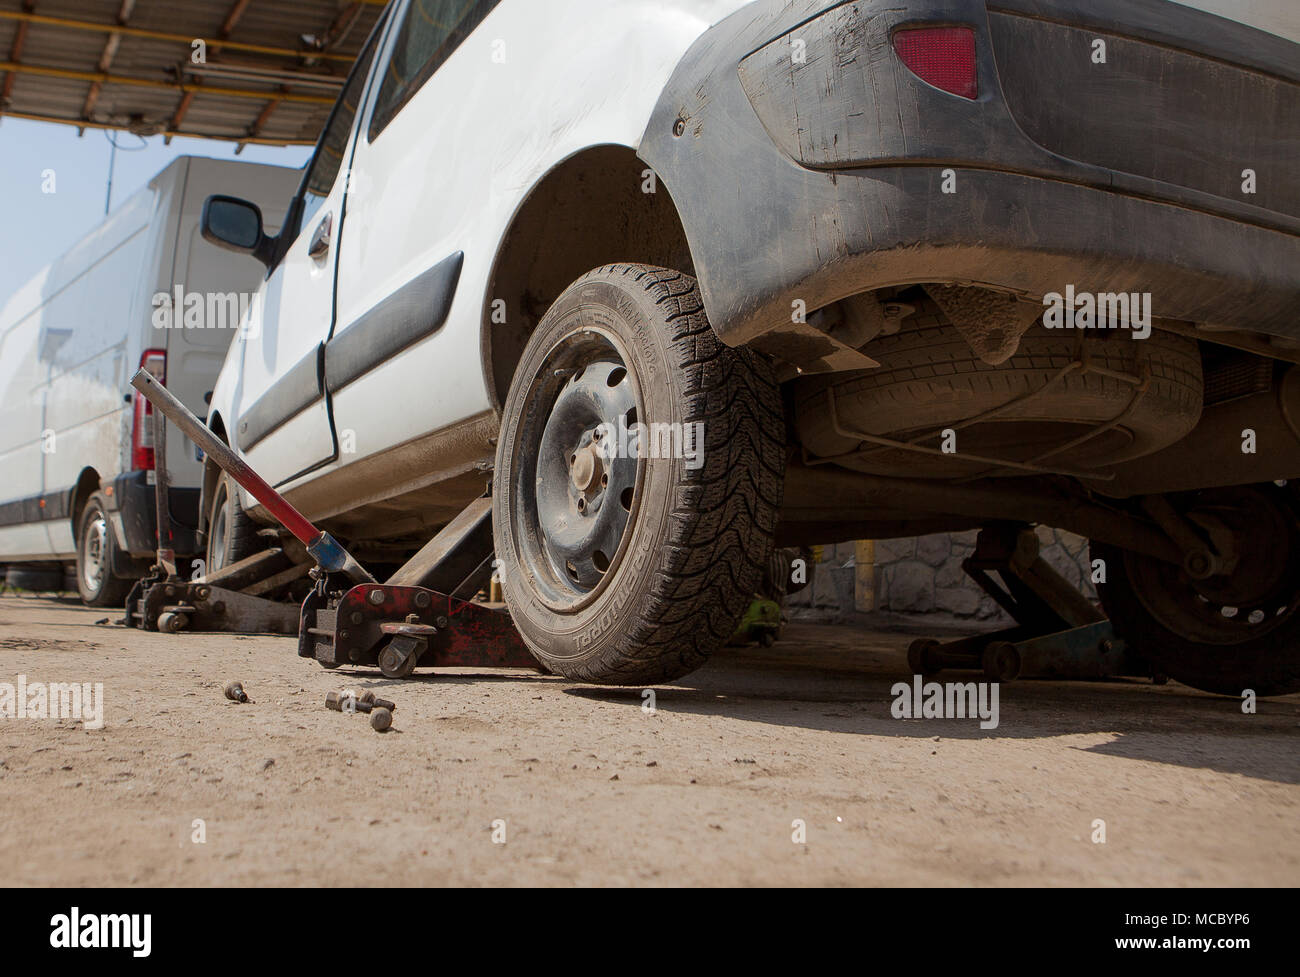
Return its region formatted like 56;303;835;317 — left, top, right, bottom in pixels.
6;565;67;594
1092;482;1300;696
206;471;260;574
492;264;785;685
75;493;132;607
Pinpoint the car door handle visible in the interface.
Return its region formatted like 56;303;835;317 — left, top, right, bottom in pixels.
308;212;332;258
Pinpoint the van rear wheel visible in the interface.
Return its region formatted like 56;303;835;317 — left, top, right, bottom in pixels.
1092;482;1300;696
76;493;132;607
492;264;785;685
206;471;261;574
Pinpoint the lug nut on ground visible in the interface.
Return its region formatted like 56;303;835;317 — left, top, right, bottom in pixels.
355;690;397;711
325;690;398;728
325;690;372;713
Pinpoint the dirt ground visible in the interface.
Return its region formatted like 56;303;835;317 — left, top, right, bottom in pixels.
0;593;1296;887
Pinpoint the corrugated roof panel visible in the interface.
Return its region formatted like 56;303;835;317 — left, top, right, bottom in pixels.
0;0;385;145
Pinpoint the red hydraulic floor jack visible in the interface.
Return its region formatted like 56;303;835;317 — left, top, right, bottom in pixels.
130;369;540;679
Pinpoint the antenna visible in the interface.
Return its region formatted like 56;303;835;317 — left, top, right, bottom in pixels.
103;128;148;215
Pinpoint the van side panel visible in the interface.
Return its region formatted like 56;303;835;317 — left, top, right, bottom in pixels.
0;156;300;575
0;174;161;563
42;187;160;556
101;157;300;562
0;272;55;561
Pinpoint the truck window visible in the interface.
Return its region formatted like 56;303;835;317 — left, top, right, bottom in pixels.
298;20;384;233
368;0;501;142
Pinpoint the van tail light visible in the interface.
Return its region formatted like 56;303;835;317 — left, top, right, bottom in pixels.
131;349;167;471
893;26;978;99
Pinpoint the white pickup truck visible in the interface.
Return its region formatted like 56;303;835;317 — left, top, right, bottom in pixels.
200;0;1300;694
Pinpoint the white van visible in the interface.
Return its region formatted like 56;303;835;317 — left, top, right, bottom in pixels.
0;155;300;605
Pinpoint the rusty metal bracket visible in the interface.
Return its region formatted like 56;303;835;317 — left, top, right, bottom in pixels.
1140;494;1230;580
300;582;539;676
127;578;300;635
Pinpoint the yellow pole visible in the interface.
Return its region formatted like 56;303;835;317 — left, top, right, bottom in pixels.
855;540;875;612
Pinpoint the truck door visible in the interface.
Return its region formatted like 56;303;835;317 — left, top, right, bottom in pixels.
327;0;503;464
233;26;384;487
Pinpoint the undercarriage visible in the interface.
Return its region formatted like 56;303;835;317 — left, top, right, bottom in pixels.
778;283;1300;695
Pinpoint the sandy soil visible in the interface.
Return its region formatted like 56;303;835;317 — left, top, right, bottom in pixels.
0;593;1296;886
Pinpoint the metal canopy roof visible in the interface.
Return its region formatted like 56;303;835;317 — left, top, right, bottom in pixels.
0;0;386;148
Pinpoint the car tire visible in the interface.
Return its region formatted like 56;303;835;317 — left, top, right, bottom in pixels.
493;264;785;685
76;493;132;607
1091;482;1300;696
206;471;261;575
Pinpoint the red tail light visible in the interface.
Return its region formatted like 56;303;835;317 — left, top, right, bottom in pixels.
893;26;978;100
131;349;166;471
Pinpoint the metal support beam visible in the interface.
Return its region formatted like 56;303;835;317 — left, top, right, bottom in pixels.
0;9;356;62
165;91;195;144
782;464;1186;566
0;60;334;103
321;2;365;52
220;0;255;38
0;109;311;145
234;0;356;151
0;1;36;120
167;0;251;140
80;0;137;127
239;95;285;154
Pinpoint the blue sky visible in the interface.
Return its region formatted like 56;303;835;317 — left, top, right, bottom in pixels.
0;118;311;309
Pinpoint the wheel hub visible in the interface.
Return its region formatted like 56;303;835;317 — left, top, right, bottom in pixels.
529;358;639;597
82;516;107;591
570;443;603;493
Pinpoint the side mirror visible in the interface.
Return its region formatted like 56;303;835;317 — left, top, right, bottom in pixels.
201;195;275;266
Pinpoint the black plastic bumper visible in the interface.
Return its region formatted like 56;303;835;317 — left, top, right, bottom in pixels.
107;471;201;559
638;0;1299;354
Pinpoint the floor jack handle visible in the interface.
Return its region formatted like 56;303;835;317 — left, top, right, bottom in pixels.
130;369;374;585
151;405;178;580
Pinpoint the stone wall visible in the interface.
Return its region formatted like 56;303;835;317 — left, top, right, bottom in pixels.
786;527;1096;622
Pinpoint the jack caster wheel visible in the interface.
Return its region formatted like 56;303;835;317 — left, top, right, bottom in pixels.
982;641;1021;682
157;611;188;634
907;638;942;675
378;644;417;680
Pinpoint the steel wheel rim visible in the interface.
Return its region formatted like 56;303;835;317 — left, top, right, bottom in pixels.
81;514;107;592
510;326;645;614
209;485;229;571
